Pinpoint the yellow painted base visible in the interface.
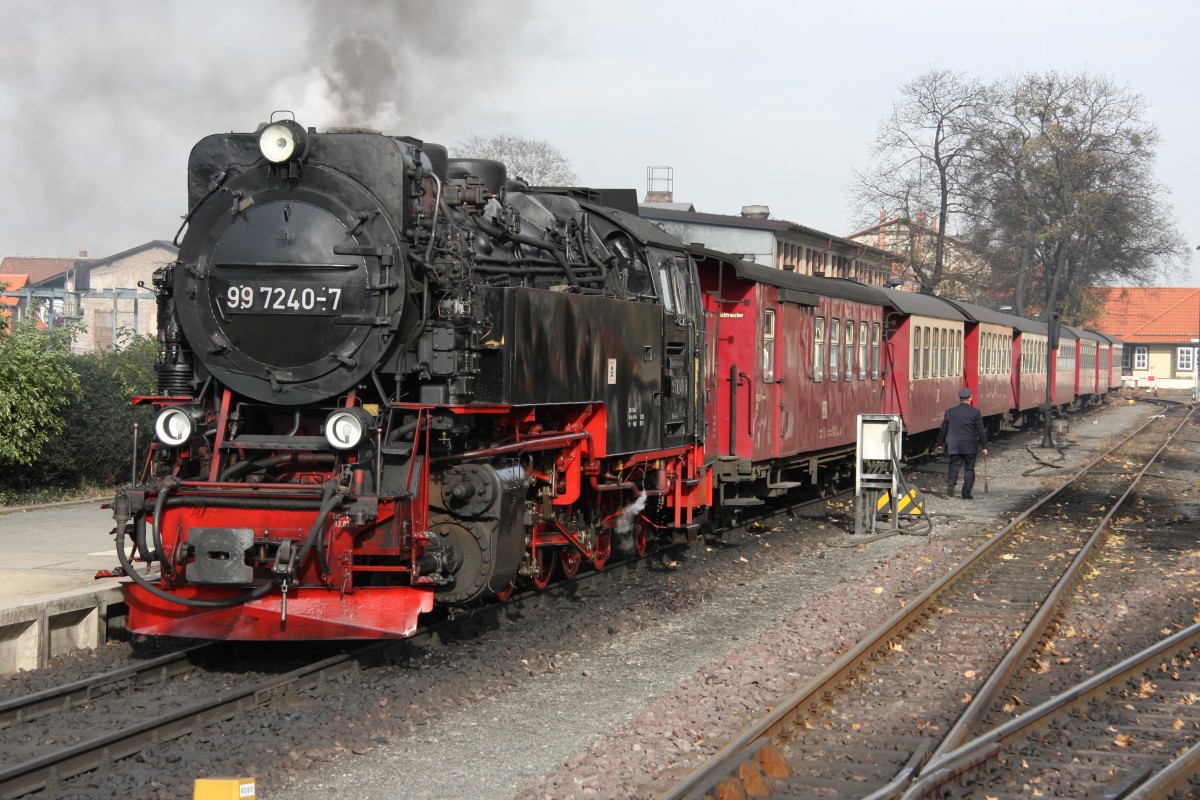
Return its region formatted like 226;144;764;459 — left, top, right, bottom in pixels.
875;488;926;516
193;778;256;800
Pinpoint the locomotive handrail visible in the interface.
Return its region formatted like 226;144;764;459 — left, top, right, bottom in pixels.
434;430;589;464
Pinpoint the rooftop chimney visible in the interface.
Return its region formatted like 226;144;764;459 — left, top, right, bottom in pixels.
645;166;673;204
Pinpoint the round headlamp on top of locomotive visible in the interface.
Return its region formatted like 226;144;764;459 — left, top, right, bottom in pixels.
171;115;427;406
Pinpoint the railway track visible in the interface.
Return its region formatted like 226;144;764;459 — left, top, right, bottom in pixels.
662;401;1198;799
0;532;699;799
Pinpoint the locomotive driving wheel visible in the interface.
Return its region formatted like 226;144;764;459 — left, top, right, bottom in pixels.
531;548;557;590
494;577;517;601
633;522;649;556
560;549;581;579
590;529;612;570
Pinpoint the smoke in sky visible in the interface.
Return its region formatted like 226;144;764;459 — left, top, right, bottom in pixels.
0;0;537;259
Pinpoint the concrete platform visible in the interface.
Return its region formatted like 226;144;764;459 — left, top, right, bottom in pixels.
0;500;134;673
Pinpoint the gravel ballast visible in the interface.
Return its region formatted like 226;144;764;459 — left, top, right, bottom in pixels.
266;398;1178;800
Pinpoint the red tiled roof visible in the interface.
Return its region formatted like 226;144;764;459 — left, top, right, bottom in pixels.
1093;287;1200;343
0;257;87;285
1;274;28;317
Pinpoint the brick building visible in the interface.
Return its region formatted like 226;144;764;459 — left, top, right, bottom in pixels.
4;242;174;353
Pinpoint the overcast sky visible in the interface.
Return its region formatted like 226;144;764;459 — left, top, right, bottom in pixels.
2;0;1196;283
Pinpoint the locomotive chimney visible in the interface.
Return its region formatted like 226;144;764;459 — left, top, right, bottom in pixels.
740;205;770;220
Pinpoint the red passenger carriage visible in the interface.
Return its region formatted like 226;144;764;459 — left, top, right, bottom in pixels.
877;290;967;453
694;251;887;503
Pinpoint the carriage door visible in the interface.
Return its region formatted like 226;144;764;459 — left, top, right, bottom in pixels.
659;254;699;449
753;306;778;458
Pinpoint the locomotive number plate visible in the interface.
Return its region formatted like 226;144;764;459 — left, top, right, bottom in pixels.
222;283;343;315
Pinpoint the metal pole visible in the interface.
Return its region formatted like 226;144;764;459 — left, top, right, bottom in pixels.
1040;311;1059;448
131;422;139;485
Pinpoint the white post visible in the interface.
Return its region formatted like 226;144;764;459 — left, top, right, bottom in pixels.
1192;338;1199;402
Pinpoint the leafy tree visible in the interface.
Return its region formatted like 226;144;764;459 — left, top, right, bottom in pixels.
454;133;578;186
851;68;987;294
0;319;81;466
961;71;1189;319
854;69;1190;313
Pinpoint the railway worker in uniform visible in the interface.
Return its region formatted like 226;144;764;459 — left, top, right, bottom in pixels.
936;387;989;499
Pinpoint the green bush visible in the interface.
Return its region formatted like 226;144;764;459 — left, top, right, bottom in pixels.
0;320;80;467
0;329;157;503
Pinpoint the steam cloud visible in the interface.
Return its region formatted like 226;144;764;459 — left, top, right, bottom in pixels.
0;0;537;259
615;490;648;535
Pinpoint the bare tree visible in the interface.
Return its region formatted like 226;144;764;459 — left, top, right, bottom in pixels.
454;133;578;186
962;71;1190;321
850;68;988;293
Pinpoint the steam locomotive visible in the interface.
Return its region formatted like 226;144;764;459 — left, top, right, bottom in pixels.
114;115;708;639
113;115;1123;641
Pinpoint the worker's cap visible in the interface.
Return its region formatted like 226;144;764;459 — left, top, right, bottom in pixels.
958;388;972;399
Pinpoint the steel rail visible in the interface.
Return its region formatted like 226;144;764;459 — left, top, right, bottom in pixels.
660;406;1181;800
930;404;1195;760
0;644;212;730
871;403;1197;800
0;643;387;798
898;619;1200;799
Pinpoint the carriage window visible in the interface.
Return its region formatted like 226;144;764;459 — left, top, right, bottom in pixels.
829;319;840;380
913;327;923;379
871;323;881;380
957;331;963;376
923;326;932;379
933;329;940;377
762;309;775;382
940;329;948;377
845;319;855;379
814;317;825;382
859;321;868;379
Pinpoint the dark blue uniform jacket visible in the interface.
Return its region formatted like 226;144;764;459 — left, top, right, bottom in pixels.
936;402;988;454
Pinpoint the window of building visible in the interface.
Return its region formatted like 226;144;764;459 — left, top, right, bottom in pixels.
829;318;840;379
1121;346;1131;371
1134;346;1148;370
814;316;825;381
1177;346;1195;372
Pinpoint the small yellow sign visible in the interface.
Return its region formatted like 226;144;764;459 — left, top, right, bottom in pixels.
193;778;256;800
